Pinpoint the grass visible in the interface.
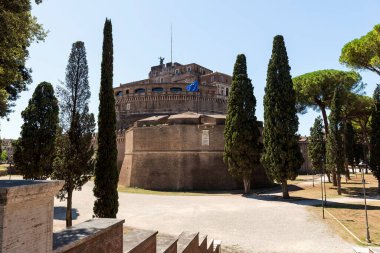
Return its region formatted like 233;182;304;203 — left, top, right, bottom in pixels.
307;201;380;245
287;173;380;200
0;164;9;171
117;186;242;196
285;173;380;245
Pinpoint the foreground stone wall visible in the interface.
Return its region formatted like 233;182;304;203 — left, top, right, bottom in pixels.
0;180;64;253
53;219;124;253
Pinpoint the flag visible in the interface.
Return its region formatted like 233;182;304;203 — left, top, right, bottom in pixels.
185;80;199;92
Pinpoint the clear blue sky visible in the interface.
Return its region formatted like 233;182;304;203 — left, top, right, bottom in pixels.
1;0;379;139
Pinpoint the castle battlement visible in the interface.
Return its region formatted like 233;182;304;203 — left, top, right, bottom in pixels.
114;61;232;129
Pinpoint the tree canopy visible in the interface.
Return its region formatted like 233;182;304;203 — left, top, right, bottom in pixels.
13;82;59;179
93;19;119;218
262;35;303;199
370;84;380;192
340;24;380;76
223;54;262;194
0;0;46;118
293;69;362;135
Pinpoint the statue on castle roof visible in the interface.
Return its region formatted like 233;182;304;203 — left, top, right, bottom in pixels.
159;57;165;65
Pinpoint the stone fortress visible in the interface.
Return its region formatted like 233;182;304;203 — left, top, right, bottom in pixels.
114;60;308;190
114;61;232;130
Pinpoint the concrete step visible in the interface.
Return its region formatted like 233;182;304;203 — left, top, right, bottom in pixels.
177;231;199;253
198;233;208;253
123;228;158;253
213;240;222;253
156;233;178;253
207;238;214;253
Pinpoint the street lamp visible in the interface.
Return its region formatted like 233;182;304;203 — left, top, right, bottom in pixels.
320;158;327;219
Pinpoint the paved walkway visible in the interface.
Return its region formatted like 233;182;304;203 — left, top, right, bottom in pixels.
53;181;354;253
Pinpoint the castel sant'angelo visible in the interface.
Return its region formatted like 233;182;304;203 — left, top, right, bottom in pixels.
114;60;272;190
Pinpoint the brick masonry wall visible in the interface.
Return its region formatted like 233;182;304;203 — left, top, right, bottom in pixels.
54;222;123;253
0;180;64;253
118;124;271;190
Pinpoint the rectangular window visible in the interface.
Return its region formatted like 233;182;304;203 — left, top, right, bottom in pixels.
126;103;131;110
202;130;210;146
187;67;191;72
202;81;206;86
175;69;179;75
211;76;214;82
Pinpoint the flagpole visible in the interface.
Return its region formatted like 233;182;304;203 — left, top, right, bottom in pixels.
171;24;173;64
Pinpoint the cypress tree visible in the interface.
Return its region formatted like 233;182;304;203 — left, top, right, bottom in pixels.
370;84;380;192
262;35;303;199
326;86;345;195
223;54;262;194
52;41;95;227
13;82;59;179
93;19;119;217
343;121;355;178
309;116;325;174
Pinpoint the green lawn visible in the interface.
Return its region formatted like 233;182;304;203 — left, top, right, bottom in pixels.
117;186;241;196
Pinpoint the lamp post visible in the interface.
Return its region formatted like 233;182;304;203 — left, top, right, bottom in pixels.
320;158;327;218
320;172;325;219
361;168;371;243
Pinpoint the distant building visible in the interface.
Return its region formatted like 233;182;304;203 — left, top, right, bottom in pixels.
117;112;271;190
1;139;14;163
298;136;311;174
113;61;232;129
114;61;310;190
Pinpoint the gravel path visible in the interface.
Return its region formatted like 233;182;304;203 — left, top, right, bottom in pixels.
53;181;354;253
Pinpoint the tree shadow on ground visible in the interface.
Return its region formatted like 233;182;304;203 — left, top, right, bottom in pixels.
252;183;303;195
244;193;380;210
54;206;79;220
341;186;380;200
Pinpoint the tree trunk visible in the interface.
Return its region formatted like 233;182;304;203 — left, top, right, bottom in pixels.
337;174;342;195
320;105;329;136
243;176;250;195
281;179;290;199
378;180;380;194
345;160;351;180
327;172;331;183
66;188;73;227
332;169;337;186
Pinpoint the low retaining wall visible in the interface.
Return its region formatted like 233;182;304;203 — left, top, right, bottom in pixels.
53;219;124;253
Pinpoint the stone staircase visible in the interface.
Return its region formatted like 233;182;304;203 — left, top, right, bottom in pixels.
123;228;221;253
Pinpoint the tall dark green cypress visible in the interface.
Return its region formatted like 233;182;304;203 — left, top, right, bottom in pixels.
309;116;325;174
370;84;380;192
343;121;355;178
326;86;345;195
13;82;59;179
223;54;262;194
262;35;303;199
93;19;119;218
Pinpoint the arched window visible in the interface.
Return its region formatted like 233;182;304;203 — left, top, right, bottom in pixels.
134;88;145;94
115;91;123;96
170;87;182;92
152;87;164;92
126;90;130;94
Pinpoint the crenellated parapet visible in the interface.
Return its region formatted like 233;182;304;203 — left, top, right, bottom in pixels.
114;62;232;130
